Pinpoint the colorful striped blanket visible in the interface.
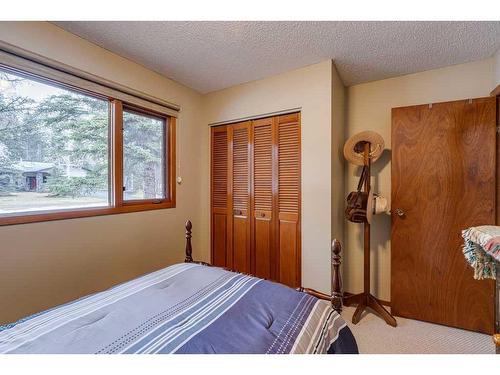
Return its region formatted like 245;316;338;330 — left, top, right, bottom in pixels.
0;263;357;354
462;226;500;280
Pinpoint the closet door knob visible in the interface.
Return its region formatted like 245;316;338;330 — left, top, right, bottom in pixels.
395;208;405;217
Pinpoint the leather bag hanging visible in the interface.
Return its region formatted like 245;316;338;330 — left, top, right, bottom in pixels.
345;166;370;223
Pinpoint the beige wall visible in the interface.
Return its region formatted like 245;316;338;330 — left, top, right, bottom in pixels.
203;60;343;293
0;22;207;323
331;63;346;258
494;48;500;88
344;58;495;302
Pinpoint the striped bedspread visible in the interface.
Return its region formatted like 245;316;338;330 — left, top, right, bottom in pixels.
0;263;357;354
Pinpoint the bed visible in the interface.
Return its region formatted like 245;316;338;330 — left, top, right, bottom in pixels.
0;221;358;354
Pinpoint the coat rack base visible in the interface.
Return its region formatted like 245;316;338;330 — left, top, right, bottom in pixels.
343;292;397;327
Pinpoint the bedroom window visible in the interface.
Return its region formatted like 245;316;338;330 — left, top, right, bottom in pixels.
0;60;176;226
0;68;110;214
123;108;167;202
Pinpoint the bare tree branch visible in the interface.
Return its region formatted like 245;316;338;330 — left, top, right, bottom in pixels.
0;96;32;114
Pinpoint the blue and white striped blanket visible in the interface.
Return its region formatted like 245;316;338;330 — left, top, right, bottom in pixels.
0;263;357;354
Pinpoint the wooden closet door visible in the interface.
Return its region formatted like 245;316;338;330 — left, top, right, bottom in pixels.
277;113;301;288
230;122;252;273
210;126;229;267
252;117;275;280
391;98;496;334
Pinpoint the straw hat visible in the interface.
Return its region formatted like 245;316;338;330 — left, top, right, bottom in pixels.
366;192;389;224
343;131;385;166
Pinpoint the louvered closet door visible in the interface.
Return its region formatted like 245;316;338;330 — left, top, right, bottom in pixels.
252;117;275;280
277;113;301;287
211;126;229;267
210;114;301;286
230;122;251;273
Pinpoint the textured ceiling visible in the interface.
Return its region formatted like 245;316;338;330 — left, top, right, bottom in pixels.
54;21;500;93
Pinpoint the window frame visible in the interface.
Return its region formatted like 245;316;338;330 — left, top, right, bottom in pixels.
121;104;169;206
112;101;176;212
0;67;176;226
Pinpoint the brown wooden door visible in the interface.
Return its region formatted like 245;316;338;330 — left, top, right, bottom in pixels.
277;113;301;288
252;117;275;280
391;97;496;334
210;126;229;267
230;122;252;273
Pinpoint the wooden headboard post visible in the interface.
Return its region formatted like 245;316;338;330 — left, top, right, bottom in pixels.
297;239;343;314
331;239;343;313
184;220;210;266
184;220;193;263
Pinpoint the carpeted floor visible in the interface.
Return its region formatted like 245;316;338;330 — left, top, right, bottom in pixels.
341;306;495;354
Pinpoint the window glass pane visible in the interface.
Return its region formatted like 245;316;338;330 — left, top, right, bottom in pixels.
123;110;165;201
0;69;109;215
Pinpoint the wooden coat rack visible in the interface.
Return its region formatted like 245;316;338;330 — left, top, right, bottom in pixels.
343;142;397;327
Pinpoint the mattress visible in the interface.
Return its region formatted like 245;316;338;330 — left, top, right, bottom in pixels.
0;263;358;354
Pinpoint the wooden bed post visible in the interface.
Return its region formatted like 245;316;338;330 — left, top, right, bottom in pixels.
184;220;193;263
184;220;211;266
331;239;343;313
297;239;343;314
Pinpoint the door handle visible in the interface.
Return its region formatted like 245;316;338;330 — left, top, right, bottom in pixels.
395;208;405;217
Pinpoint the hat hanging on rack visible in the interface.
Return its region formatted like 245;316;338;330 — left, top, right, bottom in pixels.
343;130;385;166
344;130;389;224
366;193;389;223
373;194;389;215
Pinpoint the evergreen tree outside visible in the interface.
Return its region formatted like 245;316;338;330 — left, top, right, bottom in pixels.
123;110;165;200
0;70;109;207
0;68;166;212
